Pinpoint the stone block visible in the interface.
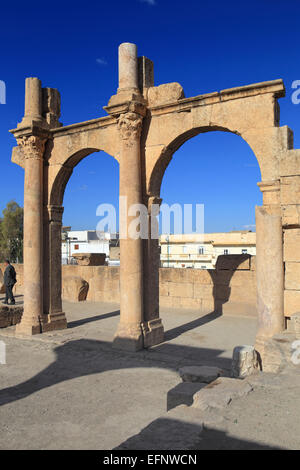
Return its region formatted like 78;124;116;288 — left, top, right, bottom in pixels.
284;289;300;317
0;305;23;328
178;365;223;384
99;289;120;303
230;270;255;287
72;253;106;266
282;204;300;227
231;345;260;378
193;283;213;299
192;269;213;284
168;282;193;298
285;262;300;290
148;82;184;107
281;176;300;205
280;149;300;177
287;313;300;337
62;276;89;302
167;382;206;411
284;229;300;262
193;377;253;411
160;282;169;297
229;285;256;303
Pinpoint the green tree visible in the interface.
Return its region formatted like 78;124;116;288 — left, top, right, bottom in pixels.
0;201;23;263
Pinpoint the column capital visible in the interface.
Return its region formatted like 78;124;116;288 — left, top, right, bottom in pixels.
257;179;280;206
16;135;47;160
118;111;143;146
47;204;64;223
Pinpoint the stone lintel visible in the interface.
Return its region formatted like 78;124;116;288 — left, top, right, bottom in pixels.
220;79;285;100
50;115;116;138
9;124;50;140
149;79;285;116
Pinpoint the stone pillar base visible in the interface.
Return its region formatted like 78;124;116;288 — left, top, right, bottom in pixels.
15;320;42;336
113;322;144;352
42;312;67;332
143;319;164;348
255;331;295;373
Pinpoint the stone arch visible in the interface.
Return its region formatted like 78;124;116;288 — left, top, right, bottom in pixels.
143;126;262;343
147;125;264;198
48;146;118;207
44;146;120;327
143;114;286;354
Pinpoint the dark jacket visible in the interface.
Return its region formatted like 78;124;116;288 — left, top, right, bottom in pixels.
4;264;16;287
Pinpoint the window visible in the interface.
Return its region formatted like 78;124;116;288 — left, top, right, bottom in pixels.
74;244;79;250
224;249;229;255
198;247;205;255
242;249;248;254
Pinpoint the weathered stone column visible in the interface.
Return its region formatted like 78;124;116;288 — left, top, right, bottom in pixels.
113;111;145;351
118;43;139;92
143;196;165;347
20;77;44;127
43;205;67;331
255;181;285;354
16;135;46;335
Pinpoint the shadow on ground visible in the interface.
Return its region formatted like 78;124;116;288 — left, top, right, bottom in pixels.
0;338;232;408
115;416;283;450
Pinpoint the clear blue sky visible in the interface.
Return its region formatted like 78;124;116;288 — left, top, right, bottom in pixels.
0;0;300;233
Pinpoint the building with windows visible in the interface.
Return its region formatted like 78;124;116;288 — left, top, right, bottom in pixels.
61;229;119;264
160;231;256;269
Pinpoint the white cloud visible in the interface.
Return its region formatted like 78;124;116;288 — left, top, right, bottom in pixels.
96;58;107;65
78;185;88;191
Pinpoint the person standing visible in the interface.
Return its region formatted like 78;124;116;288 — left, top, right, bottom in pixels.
3;260;16;305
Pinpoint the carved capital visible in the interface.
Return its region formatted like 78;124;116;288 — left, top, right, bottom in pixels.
16;135;47;160
118;112;143;146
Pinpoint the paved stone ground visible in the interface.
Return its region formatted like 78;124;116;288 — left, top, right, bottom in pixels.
0;299;298;450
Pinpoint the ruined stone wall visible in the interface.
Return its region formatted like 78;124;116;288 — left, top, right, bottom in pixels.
62;255;257;317
160;256;256;316
283;229;300;318
280;152;300;321
0;257;257;317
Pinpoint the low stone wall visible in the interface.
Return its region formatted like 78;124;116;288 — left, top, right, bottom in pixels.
0;305;23;328
62;255;257;317
0;256;257;317
160;256;257;316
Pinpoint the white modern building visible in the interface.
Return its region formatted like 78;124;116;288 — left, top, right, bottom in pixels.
61;230;118;264
160;231;256;269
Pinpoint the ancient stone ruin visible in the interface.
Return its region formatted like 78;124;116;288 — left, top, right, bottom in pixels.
9;43;300;367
